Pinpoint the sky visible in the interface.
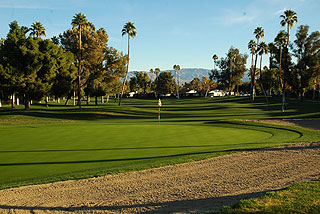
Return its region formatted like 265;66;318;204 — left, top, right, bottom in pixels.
0;0;319;72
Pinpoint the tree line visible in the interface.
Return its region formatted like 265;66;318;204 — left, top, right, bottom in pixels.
210;9;320;111
0;13;128;110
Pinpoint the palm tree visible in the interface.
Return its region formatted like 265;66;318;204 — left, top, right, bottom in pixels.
248;40;257;96
258;42;270;106
268;42;275;69
227;51;235;93
274;30;287;88
119;21;137;106
258;42;269;79
173;64;181;98
71;13;88;109
29;21;46;38
154;68;160;82
252;27;264;101
150;68;160;96
280;10;298;47
212;54;218;70
280;9;298;112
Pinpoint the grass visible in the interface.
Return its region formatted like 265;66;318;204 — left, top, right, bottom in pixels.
0;96;320;190
220;180;320;214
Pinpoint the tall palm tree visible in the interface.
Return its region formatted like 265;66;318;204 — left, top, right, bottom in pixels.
258;42;270;106
258;42;269;80
72;13;88;109
29;21;46;38
248;40;257;95
280;10;298;47
155;68;160;82
212;54;218;70
150;68;160;97
119;21;137;106
252;27;264;101
280;9;298;112
173;64;181;98
274;30;287;88
268;42;275;69
227;51;235;93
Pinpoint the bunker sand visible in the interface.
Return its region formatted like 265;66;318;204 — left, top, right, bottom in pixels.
0;142;319;213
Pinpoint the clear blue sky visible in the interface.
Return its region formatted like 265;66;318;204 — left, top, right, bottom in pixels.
0;0;319;71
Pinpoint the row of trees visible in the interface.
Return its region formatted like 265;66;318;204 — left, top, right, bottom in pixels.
210;9;320;111
0;13;129;110
129;69;217;98
129;65;182;96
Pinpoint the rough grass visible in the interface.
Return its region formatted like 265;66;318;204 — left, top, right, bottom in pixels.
0;96;319;190
220;180;320;214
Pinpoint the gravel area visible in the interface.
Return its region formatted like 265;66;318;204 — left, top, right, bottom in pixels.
0;142;319;214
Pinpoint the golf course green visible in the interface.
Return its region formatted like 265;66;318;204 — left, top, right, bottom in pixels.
0;97;319;189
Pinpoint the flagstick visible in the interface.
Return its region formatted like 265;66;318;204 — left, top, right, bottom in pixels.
158;105;160;128
158;98;162;128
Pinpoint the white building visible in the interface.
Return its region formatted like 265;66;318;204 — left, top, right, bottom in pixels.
208;90;225;97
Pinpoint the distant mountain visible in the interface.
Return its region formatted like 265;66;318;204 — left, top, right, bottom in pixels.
128;68;211;84
128;68;251;83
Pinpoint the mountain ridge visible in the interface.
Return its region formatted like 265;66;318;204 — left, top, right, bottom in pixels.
128;68;250;83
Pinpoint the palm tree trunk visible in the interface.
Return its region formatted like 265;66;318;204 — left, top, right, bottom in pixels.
230;58;233;93
260;55;269;106
156;74;159;97
312;80;316;100
78;24;82;110
279;46;283;88
282;82;286;112
11;93;15;108
282;24;290;113
45;96;49;108
87;95;90;105
175;70;178;98
177;71;180;99
250;53;254;93
24;95;30;110
119;35;130;106
73;89;76;106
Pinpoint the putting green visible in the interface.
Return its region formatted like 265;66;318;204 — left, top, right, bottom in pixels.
0;122;302;189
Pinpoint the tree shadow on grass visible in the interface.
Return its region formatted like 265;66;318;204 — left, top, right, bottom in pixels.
0;110;154;121
1;96;319;122
0;190;271;213
1;141;318;167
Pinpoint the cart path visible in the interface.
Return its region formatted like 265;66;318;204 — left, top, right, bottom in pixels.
0;142;319;213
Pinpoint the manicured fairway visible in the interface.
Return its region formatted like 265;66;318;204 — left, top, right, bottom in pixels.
0;97;319;189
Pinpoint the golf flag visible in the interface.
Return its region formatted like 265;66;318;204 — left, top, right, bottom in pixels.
158;98;162;107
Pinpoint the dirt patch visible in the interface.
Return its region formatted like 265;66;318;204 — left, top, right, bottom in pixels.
0;142;319;213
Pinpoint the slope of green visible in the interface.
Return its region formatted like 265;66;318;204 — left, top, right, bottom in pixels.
0;96;319;189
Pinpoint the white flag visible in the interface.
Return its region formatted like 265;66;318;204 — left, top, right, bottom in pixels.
158;99;162;107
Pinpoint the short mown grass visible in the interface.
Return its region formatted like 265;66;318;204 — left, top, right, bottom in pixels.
0;96;319;190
